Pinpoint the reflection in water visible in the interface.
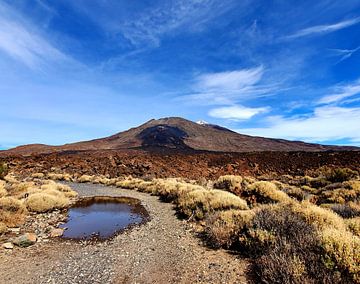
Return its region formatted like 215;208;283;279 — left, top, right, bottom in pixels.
60;196;149;240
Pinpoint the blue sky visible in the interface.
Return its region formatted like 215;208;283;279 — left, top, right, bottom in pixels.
1;0;360;149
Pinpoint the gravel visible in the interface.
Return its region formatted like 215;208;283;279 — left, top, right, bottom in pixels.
0;182;250;284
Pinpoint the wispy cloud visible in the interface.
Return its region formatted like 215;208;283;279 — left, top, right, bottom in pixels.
179;66;278;106
119;0;236;47
209;105;269;120
237;106;360;143
328;46;360;63
0;2;70;70
317;79;360;104
287;17;360;39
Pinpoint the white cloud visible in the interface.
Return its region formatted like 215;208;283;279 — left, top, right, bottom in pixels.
119;0;236;47
328;46;360;63
0;2;69;69
318;79;360;104
209;105;269;120
196;67;264;91
179;66;278;105
287;17;360;39
237;106;360;143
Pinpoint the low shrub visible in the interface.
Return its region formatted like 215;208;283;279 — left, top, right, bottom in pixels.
177;189;248;219
0;180;7;197
346;217;360;237
40;181;78;198
77;174;93;183
0;162;8;179
0;197;27;226
0;222;7;234
47;173;72;181
205;209;255;248
241;181;292;205
31;173;45;179
214;175;243;192
25;192;69;212
320;228;360;282
323;168;358;183
323;203;360;218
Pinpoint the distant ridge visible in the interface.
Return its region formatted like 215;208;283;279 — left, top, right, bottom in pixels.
1;117;358;156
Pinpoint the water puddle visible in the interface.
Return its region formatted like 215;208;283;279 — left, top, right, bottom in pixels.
59;196;149;240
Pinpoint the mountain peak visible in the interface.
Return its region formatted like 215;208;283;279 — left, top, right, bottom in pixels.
1;116;358;156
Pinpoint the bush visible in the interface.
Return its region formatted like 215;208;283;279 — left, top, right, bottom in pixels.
242;181;292;205
323;168;358;183
214;175;243;192
320;228;360;282
0;162;8;180
0;222;7;234
0;180;7;197
324;203;360;218
177;189;248;219
205;209;255;248
346;217;360;237
77;174;93;183
0;197;27;226
25;192;69;212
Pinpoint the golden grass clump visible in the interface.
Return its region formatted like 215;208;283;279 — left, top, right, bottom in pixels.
320;228;360;282
243;181;292;205
31;173;45;179
25;192;70;213
47;173;72;181
77;174;94;183
0;222;7;234
40;180;78;198
291;201;346;231
7;181;35;196
205;209;255;248
346;217;360;237
154;179;204;201
214;175;243;192
0;180;7;197
0;197;28;226
177;189;248;219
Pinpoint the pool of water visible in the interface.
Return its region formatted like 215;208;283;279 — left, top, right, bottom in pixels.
59;196;149;240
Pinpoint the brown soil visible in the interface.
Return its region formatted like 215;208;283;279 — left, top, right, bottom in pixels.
2;149;360;180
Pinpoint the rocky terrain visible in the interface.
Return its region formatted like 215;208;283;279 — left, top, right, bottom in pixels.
2;149;360;180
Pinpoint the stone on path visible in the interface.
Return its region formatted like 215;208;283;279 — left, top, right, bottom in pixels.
13;233;37;247
2;242;14;249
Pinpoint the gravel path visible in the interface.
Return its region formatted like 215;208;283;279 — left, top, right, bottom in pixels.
0;183;250;284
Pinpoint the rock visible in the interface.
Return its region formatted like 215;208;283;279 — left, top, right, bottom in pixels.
9;228;20;234
13;233;37;247
49;228;64;238
2;242;14;249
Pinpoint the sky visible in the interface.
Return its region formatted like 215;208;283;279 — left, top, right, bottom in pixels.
1;0;360;149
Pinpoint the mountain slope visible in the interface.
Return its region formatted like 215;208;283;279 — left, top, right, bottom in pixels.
1;117;358;155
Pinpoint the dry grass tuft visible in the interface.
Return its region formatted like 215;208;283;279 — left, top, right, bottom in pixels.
0;180;7;197
346;217;360;237
47;173;72;181
243;181;292;205
25;192;69;213
77;174;94;183
0;197;27;226
205;209;255;248
0;222;7;234
214;175;243;192
177;189;248;219
320;228;360;282
31;173;45;179
40;181;78;198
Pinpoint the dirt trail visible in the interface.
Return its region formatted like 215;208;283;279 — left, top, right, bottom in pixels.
0;183;250;284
